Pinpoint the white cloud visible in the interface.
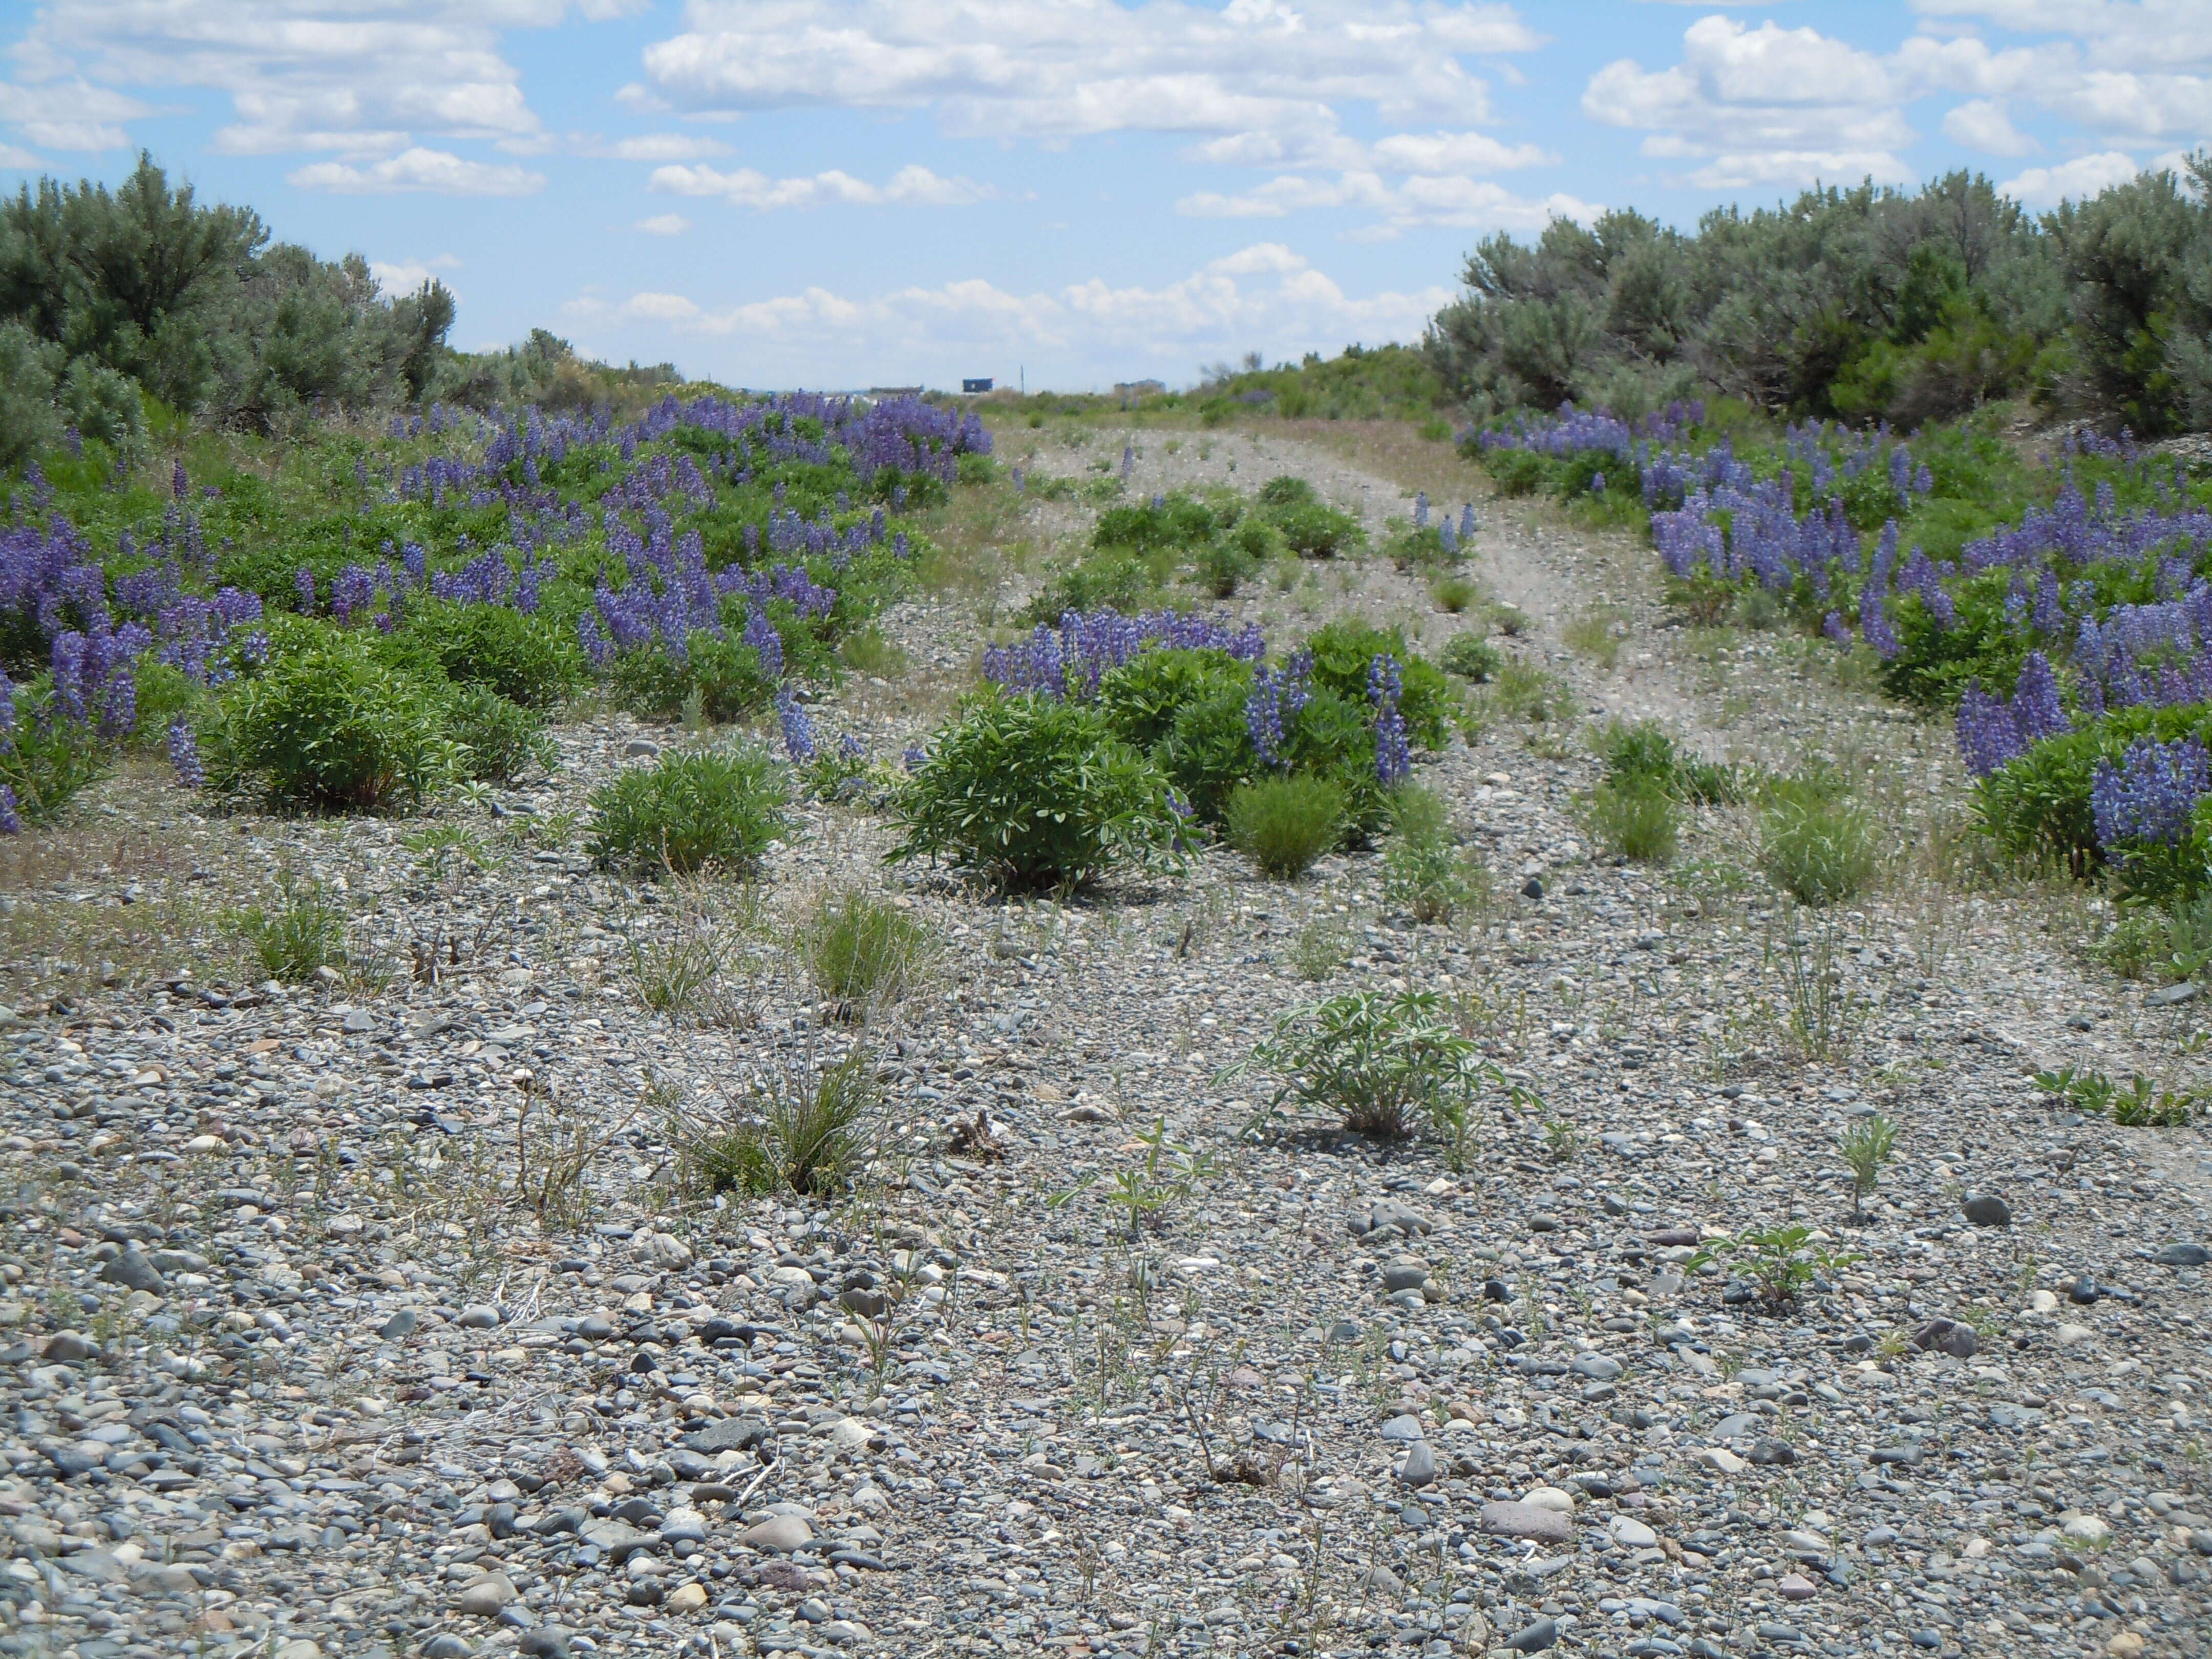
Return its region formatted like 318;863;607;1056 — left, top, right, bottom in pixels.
649;161;992;209
1999;149;2143;203
0;143;46;169
1177;171;1600;235
635;212;691;234
592;241;1453;383
1942;97;2034;154
605;133;733;161
0;79;153;150
1579;14;2121;190
1;1;635;160
634;0;1540;159
369;253;460;290
288;146;545;195
1911;3;2212;143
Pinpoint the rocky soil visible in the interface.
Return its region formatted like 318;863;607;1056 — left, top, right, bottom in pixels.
1;423;2208;1659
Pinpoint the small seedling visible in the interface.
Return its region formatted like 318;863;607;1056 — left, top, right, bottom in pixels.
1690;1224;1859;1310
1837;1113;1897;1221
1048;1118;1222;1240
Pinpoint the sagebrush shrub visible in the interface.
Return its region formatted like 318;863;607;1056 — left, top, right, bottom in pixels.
211;626;454;813
890;694;1183;892
1226;775;1344;878
1239;989;1519;1140
588;743;790;876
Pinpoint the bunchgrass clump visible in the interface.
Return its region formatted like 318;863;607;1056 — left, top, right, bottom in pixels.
1759;774;1879;905
800;888;934;1010
588;744;790;877
1225;775;1345;879
1381;784;1487;923
1481;656;1569;722
839;625;910;678
674;1047;882;1198
1432;575;1478;614
626;923;728;1018
1580;778;1678;863
230;879;347;983
1439;633;1500;682
1288;916;1350;981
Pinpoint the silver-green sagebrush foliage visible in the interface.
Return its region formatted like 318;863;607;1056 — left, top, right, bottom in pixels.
1232;989;1534;1143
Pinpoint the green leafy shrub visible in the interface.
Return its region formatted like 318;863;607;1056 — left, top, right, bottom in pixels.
588;744;790;876
0;680;115;825
1759;776;1879;904
801;888;934;1009
608;630;777;724
1304;620;1451;748
1097;648;1249;752
1225;775;1345;878
1021;550;1163;625
444;686;553;784
1267;497;1363;557
210;626;456;813
1580;778;1678;863
399;600;582;710
890;694;1184;892
1094;494;1220;554
228;878;347;983
1196;535;1260;598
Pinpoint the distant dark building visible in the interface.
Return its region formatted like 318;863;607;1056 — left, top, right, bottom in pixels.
961;377;994;394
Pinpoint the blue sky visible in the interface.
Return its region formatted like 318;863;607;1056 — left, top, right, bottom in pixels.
3;2;2206;391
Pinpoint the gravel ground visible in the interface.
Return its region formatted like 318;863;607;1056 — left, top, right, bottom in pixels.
1;425;2208;1659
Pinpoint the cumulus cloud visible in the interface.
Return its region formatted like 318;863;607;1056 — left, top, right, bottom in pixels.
649;161;991;209
0;78;153;151
368;253;460;291
0;143;47;170
1911;3;2212;144
589;241;1453;384
0;0;662;167
1942;97;2034;154
632;1;1539;156
1999;149;2144;203
288;146;545;195
634;212;691;234
1177;172;1600;235
605;133;734;162
1577;13;2130;190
